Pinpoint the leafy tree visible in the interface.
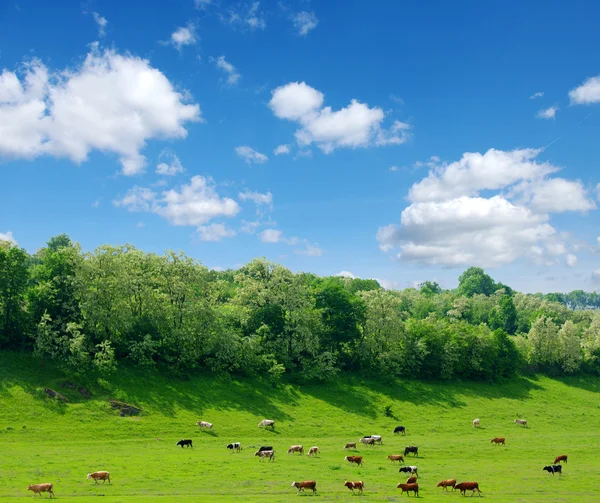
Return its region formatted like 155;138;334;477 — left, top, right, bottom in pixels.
557;321;582;374
419;281;442;296
489;295;518;334
457;267;496;297
0;242;30;348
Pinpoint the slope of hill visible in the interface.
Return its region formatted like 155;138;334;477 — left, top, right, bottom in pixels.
1;352;599;502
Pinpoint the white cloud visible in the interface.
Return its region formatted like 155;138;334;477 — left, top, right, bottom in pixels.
291;11;318;36
518;178;595;213
195;0;212;7
260;228;282;243
225;2;266;31
389;166;400;172
537;105;558;119
114;176;240;227
274;144;290;155
235;145;268;164
592;269;600;283
336;271;356;278
530;91;544;99
375;278;399;290
197;223;236;241
213;56;240;85
92;12;108;37
239;190;272;206
569;76;600;105
240;220;261;234
156;149;184;176
0;47;200;175
390;94;404;104
0;231;17;245
565;254;578;267
269;81;409;153
170;25;197;50
295;243;323;256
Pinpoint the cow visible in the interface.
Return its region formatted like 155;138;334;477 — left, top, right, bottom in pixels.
344;442;357;450
394;425;406;435
177;439;193;448
371;435;383;444
87;472;111;484
227;442;242;452
404;446;418;457
437;479;456;491
543;465;562;475
554;454;568;464
491;437;505;446
360;437;375;446
196;421;213;430
397;482;419;496
308;446;319;457
344;481;364;494
473;418;480;428
288;445;304;455
27;483;54;498
255;449;275;462
258;419;275;429
454;482;482;496
515;419;528;427
406;476;418;484
344;455;363;466
399;466;418;477
258;445;273;452
291;480;317;494
388;454;404;464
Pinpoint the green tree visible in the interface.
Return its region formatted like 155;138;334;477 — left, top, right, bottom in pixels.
489;295;518;334
457;267;496;297
0;241;30;348
419;281;442;296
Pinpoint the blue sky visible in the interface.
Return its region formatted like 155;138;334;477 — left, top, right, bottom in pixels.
1;0;599;293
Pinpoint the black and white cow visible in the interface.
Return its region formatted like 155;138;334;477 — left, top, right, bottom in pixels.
399;466;419;476
394;426;406;435
176;439;193;448
404;446;419;457
227;442;242;452
259;445;273;452
543;465;562;475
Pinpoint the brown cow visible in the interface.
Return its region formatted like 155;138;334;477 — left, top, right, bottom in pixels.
491;437;506;445
388;454;404;464
554;454;568;464
437;479;456;490
87;471;111;484
359;437;375;446
397;482;419;496
27;483;54;498
406;476;418;484
255;449;275;462
344;442;357;450
454;482;482;496
307;446;319;457
344;481;364;494
291;480;316;494
344;455;363;466
287;445;304;455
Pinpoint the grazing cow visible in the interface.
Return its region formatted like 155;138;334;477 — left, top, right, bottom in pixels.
543;465;562;475
288;445;304;455
394;425;406;435
196;421;213;430
388;454;404;464
255;449;275;462
227;442;242;452
515;419;528;427
360;437;375;446
27;483;54;498
473;418;480;428
404;446;418;457
344;455;363;466
437;479;456;491
344;481;364;494
370;435;383;444
454;482;482;496
87;472;111;484
258;445;273;452
397;482;419;496
177;439;193;448
399;466;418;477
406;476;418;484
344;442;357;450
308;446;319;457
554;454;568;464
258;419;275;429
291;480;317;494
491;437;505;446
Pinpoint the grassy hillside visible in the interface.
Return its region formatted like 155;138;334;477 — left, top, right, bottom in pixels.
1;352;599;502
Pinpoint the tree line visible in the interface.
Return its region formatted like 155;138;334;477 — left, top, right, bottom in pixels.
1;235;599;381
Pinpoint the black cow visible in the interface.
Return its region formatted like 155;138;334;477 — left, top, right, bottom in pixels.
543;465;562;475
227;442;242;452
404;446;418;457
394;426;406;435
177;439;193;448
259;445;273;452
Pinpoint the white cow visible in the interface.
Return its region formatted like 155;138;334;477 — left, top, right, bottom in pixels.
308;446;319;457
258;419;275;429
370;435;383;445
473;418;480;428
196;421;213;429
514;419;528;427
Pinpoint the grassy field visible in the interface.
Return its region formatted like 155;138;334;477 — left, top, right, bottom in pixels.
1;353;599;502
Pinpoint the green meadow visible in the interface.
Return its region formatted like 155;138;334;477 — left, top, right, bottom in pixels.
1;352;599;502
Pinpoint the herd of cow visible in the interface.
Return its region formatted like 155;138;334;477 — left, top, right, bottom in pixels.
24;416;569;498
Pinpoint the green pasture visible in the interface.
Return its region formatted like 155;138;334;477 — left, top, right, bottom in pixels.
1;353;599;502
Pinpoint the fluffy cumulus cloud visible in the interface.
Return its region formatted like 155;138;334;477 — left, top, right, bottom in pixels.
378;148;596;268
197;223;236;242
537;105;558;119
238;190;272;206
92;12;108;37
274;144;290;155
0;231;17;245
213;56;240;85
0;47;200;175
291;11;318;36
269;82;410;153
569;76;600;104
235;145;268;164
336;271;357;278
156;149;184;176
260;228;283;243
114;176;239;228
170;25;197;50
